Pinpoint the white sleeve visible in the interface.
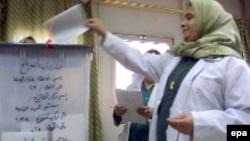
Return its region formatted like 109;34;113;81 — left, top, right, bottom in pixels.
191;60;250;141
148;84;158;108
102;32;171;82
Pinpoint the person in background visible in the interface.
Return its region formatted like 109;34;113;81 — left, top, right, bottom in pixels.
85;0;250;141
113;49;160;141
19;36;36;43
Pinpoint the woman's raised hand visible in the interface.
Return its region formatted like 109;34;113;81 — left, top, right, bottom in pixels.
85;18;107;38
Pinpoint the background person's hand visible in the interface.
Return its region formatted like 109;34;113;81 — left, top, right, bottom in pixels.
85;18;107;38
137;106;153;118
114;105;127;116
167;113;193;135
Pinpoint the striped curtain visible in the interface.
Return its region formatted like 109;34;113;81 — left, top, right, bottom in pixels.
0;0;104;140
235;19;250;65
0;0;8;41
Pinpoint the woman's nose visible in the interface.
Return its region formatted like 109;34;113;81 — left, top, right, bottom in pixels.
181;20;186;28
181;22;185;28
181;19;187;28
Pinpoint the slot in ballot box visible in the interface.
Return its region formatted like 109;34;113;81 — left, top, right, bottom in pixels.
0;43;93;141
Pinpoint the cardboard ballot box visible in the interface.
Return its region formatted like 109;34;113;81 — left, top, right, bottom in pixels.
0;43;92;141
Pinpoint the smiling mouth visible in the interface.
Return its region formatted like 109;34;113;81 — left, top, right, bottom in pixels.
183;29;188;33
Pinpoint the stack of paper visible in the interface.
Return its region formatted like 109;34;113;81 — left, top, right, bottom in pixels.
116;89;147;124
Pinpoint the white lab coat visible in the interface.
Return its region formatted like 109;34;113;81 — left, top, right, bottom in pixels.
118;78;158;141
102;32;250;141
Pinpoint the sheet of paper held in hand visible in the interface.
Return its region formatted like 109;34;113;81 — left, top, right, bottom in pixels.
44;4;89;43
116;89;147;124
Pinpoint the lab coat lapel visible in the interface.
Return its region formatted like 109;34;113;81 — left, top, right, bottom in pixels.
186;59;207;81
171;59;207;114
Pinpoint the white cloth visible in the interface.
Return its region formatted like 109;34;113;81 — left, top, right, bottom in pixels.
118;78;158;141
118;122;131;141
103;32;250;141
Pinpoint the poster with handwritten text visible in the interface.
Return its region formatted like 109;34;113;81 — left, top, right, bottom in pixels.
0;44;92;141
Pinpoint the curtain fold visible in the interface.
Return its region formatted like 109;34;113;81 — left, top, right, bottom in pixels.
235;19;250;65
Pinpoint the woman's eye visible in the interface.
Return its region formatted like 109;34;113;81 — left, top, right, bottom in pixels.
186;14;193;20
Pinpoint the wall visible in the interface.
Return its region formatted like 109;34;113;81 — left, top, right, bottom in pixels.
96;1;184;44
217;0;243;18
244;0;250;20
94;0;243;141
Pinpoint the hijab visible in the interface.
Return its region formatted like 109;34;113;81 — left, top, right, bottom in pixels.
169;0;242;58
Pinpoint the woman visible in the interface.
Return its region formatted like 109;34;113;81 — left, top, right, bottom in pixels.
86;0;250;141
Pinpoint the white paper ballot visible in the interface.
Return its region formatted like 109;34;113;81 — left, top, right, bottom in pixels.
44;4;89;43
116;89;147;124
2;131;48;141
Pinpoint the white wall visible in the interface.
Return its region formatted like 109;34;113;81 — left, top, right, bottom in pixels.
97;2;183;44
94;0;243;141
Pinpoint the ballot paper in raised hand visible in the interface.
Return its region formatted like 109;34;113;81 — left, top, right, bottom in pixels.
116;89;147;124
44;4;89;43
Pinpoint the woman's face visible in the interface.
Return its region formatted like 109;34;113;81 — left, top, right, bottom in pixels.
181;7;199;42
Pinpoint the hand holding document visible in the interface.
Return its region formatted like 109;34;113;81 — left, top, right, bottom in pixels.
116;89;147;124
44;4;89;43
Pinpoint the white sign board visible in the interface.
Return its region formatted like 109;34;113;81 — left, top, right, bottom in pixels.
0;43;92;141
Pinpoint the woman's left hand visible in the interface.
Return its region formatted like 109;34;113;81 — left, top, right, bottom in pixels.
167;113;193;135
